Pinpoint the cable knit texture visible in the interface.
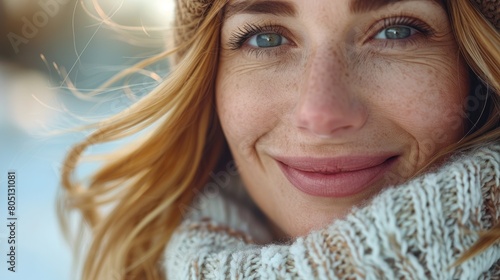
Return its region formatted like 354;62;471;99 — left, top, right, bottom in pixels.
164;144;500;279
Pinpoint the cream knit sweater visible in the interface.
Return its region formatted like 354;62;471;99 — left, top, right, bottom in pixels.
164;144;500;279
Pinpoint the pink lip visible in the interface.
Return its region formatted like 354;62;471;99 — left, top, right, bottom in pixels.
275;155;398;198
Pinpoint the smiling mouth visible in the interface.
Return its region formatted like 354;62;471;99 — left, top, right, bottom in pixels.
275;155;399;198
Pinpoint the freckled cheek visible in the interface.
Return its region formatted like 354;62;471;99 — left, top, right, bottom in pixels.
363;62;468;145
215;68;290;154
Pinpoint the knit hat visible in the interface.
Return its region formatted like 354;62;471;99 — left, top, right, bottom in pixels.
172;0;212;60
172;0;499;53
472;0;500;29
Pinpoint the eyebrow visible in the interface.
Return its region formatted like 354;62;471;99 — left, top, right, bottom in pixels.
350;0;404;13
224;0;297;19
350;0;442;14
224;0;442;19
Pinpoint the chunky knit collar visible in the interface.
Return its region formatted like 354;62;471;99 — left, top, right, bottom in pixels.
165;144;500;279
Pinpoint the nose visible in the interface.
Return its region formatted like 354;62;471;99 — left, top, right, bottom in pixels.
294;49;367;138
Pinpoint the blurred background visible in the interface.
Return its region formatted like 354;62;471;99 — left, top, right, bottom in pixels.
0;0;174;279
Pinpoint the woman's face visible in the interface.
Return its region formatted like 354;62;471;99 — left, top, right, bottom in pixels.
216;0;469;238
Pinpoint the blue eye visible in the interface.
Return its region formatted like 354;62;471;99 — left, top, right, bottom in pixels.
248;33;289;48
374;26;417;40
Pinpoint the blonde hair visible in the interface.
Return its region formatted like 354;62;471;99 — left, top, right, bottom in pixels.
58;0;499;279
444;0;500;266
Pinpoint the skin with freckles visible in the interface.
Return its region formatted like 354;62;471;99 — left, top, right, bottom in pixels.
216;0;469;240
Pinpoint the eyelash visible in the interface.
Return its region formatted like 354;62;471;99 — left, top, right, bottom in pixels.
370;16;435;48
228;23;289;51
227;16;435;56
378;16;434;37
